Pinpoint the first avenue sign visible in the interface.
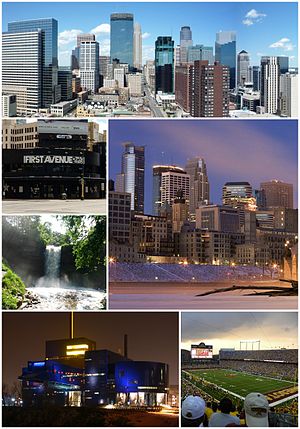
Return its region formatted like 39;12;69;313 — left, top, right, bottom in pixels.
23;155;85;165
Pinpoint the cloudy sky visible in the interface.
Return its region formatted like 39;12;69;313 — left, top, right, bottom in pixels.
109;119;298;213
181;312;298;353
3;2;298;67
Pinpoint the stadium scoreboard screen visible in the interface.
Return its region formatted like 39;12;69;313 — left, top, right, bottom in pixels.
191;342;213;359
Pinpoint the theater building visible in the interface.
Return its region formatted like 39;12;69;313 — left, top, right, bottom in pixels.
20;334;169;407
3;119;106;199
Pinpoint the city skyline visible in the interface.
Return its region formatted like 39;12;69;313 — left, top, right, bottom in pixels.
3;2;298;67
181;312;298;353
109;119;298;214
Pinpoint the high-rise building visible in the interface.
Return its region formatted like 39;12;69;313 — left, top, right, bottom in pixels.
172;190;189;233
179;26;193;63
215;31;236;90
79;40;100;93
2;30;43;114
175;63;193;113
249;65;261;91
2;95;17;117
133;23;142;70
152;165;186;215
185;157;210;216
127;74;143;97
58;68;73;101
278;56;289;74
144;60;156;93
99;56;110;80
260;56;280;114
160;170;190;209
114;68;125;88
260;180;293;209
77;33;95;46
8;18;60;107
187;45;214;64
279;73;298;117
189;60;230;117
155;36;174;94
196;205;240;233
222;182;256;211
237;50;250;86
110;13;134;68
117;142;145;212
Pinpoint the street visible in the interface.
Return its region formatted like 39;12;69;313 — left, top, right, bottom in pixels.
2;199;107;215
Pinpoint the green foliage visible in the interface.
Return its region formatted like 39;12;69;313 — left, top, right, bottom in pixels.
59;216;106;272
2;261;26;309
38;222;69;246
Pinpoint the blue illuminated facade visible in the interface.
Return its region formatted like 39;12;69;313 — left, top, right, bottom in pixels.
110;13;134;68
8;18;60;107
20;337;169;407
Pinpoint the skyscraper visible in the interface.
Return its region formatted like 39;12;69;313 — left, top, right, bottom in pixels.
133;23;142;70
215;31;236;90
152;165;186;215
2;30;43;114
160;170;190;209
237;50;250;87
179;26;193;63
249;65;261;91
279;73;298;117
189;60;230;117
110;13;134;68
8;18;59;107
187;45;214;64
77;33;96;45
222;182;256;211
117;142;145;213
260;180;293;209
155;36;174;94
79;40;100;93
260;56;280;114
185;157;210;215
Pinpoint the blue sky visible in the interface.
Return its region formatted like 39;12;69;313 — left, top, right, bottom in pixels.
109;119;298;214
3;2;298;66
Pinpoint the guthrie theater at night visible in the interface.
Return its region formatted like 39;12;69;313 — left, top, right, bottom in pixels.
2;119;106;199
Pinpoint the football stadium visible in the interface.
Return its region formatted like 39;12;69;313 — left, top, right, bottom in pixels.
181;313;298;427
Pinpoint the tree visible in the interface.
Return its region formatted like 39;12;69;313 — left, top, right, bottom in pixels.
59;216;106;272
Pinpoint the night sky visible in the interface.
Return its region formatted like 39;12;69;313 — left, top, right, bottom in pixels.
109;119;298;213
182;312;298;353
3;312;179;386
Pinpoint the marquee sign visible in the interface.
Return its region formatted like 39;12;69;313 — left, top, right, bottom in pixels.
23;155;85;165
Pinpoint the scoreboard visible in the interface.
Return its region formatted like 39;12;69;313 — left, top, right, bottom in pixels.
191;342;213;359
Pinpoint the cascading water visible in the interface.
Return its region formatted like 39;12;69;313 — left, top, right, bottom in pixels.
45;245;61;287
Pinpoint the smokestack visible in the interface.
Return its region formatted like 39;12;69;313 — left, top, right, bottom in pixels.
70;312;74;339
124;334;128;359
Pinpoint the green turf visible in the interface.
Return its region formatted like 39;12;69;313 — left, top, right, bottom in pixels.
186;369;295;398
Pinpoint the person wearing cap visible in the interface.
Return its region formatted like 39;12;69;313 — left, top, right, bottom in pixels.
209;398;240;427
181;395;208;427
244;392;270;427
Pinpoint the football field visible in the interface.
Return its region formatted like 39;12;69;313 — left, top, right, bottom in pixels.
185;369;297;402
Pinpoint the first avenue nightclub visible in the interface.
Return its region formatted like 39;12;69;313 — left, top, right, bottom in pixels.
3;119;106;199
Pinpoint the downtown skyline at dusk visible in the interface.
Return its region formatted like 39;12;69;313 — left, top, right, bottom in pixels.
110;119;298;214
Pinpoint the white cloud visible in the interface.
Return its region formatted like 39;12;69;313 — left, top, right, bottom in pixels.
58;29;83;46
242;9;266;26
142;32;151;40
99;38;110;56
90;23;110;35
270;38;295;51
143;45;155;63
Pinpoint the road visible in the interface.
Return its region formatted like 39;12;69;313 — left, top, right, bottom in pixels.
144;84;165;117
109;281;297;310
3;199;107;215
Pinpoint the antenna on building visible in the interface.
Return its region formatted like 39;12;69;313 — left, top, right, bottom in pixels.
70;312;74;339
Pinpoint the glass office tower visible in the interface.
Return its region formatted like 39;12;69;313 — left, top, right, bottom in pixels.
8;18;59;108
110;13;134;68
215;31;236;90
155;36;174;94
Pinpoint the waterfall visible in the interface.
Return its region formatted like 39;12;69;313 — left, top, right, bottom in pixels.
45;245;61;286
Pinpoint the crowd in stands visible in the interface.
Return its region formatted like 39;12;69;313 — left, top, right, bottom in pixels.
220;360;297;381
110;263;272;282
181;378;298;427
219;349;298;364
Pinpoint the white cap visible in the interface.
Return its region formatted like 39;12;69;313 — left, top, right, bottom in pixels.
182;395;206;420
244;392;269;427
